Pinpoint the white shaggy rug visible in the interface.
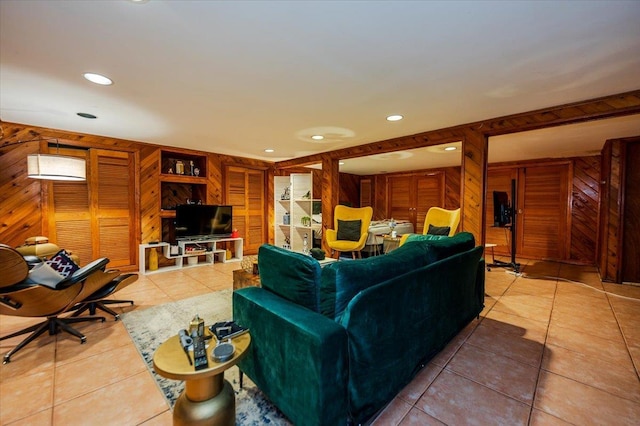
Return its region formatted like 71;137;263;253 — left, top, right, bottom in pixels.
120;290;291;425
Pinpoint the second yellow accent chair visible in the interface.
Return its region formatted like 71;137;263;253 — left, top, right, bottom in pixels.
325;205;373;259
399;207;461;246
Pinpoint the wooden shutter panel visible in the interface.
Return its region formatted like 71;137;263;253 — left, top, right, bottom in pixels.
91;149;136;267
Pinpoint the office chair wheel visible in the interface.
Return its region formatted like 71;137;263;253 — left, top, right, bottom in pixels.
81;336;87;344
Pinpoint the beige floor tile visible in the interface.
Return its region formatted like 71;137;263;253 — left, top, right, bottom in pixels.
54;320;133;366
430;320;478;367
5;408;52;426
446;344;539;404
507;277;557;299
483;310;548;344
399;407;445;425
54;343;147;404
534;370;640;425
139;410;173;426
52;370;168;426
603;283;640;300
371;398;413;425
554;279;607;299
528;408;573;425
492;293;553;323
541;343;640;402
549;307;622;342
521;261;562;277
546;323;632;366
466;323;544;367
397;363;442;404
0;368;54;424
417;369;531;425
0;332;56;380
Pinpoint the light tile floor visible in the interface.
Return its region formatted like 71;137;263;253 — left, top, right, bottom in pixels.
1;257;639;425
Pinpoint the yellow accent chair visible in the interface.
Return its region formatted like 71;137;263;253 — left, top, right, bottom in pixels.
325;205;373;259
399;207;461;246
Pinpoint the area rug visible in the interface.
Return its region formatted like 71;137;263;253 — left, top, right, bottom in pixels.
121;290;291;425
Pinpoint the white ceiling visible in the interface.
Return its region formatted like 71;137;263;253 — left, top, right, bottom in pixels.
1;1;639;175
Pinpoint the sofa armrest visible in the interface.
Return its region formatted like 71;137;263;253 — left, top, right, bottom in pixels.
233;287;349;426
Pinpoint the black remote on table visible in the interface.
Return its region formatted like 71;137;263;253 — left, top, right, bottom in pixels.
192;333;208;370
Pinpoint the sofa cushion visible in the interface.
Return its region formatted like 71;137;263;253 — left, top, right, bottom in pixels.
319;241;435;320
423;231;475;260
427;224;450;235
337;219;362;241
258;244;322;312
404;234;448;243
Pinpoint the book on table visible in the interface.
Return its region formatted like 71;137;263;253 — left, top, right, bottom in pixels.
209;321;249;340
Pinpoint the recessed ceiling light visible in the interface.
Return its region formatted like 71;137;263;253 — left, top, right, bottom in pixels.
83;73;113;86
264;149;274;153
311;135;324;140
77;112;97;119
444;146;457;151
386;115;403;122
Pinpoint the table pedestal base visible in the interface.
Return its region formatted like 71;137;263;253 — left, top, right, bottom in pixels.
173;379;235;426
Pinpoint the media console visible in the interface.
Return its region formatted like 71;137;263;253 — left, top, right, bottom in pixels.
139;237;243;275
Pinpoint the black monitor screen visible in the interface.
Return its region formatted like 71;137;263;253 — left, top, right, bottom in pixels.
493;191;511;227
175;204;233;239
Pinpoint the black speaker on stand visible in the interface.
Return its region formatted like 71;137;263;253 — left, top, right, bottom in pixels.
487;179;520;273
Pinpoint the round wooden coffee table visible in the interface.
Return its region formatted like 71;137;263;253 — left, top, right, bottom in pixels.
153;332;251;425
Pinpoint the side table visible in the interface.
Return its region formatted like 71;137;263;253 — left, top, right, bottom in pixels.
233;269;261;291
153;332;251;425
383;235;402;254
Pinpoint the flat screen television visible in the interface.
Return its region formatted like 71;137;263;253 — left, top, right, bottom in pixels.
175;204;233;240
492;191;511;227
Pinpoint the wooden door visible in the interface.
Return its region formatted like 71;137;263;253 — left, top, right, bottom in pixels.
387;173;444;232
415;173;444;234
90;149;138;267
48;148;137;268
387;175;414;223
225;166;266;255
517;164;570;260
622;140;640;283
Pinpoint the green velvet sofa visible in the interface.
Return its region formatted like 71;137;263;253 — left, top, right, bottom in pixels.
232;232;485;425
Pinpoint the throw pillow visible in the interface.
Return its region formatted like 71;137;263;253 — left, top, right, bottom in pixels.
46;250;80;278
25;262;65;288
337;219;362;241
427;224;451;236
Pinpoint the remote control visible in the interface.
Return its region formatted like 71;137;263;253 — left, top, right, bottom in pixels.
192;332;209;371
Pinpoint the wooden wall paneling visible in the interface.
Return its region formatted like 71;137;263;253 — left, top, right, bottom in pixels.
360;178;372;208
207;154;224;204
0;142;43;246
622;139;640;283
570;156;601;264
339;172;360;207
373;175;387;220
600;140;623;282
321;158;339;254
444;167;461;210
266;165;275;245
140;146;160;244
461;129;487;246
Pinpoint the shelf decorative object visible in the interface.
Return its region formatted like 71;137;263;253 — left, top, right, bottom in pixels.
301;216;311;227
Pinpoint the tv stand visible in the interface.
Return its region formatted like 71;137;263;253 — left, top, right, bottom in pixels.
139;237;243;275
